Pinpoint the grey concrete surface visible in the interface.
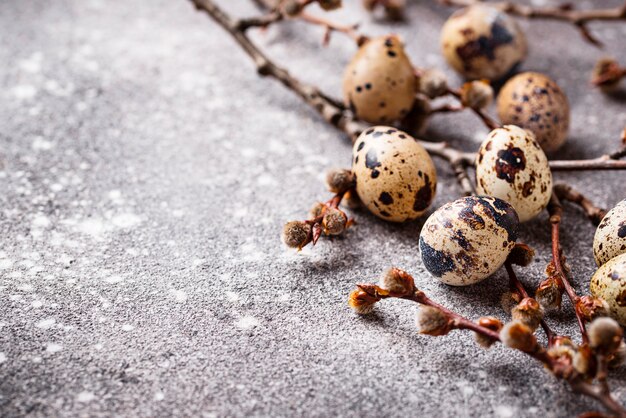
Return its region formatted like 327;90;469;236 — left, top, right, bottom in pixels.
1;1;626;417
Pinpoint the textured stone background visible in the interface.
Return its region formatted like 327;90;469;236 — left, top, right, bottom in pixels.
1;1;626;417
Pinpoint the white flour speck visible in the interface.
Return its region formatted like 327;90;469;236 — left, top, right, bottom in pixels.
171;289;188;303
77;391;95;403
0;353;6;363
225;291;239;302
12;85;37;100
112;213;141;228
121;324;135;332
0;259;13;270
104;275;123;284
46;343;63;353
31;300;43;308
495;405;515;418
36;318;56;329
235;316;260;329
154;392;165;401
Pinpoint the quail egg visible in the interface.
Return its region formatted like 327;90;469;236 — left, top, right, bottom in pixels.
594;199;626;267
476;125;552;222
590;252;626;326
343;35;417;124
440;5;527;81
352;126;437;222
497;72;570;153
419;196;519;286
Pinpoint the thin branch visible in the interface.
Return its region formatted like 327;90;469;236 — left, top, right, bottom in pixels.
298;12;368;45
445;88;500;130
505;261;556;346
548;192;589;344
553;183;607;226
439;0;626;47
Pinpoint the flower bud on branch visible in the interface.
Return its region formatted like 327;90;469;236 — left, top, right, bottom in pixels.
588;317;623;355
378;267;415;296
475;317;503;348
460;80;493;110
416;305;453;336
577;296;610;322
500;320;539;353
511;297;544;331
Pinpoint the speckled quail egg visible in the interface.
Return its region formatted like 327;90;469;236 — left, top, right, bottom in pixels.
419;196;519;286
343;35;417;124
590;252;626;326
351;126;437;222
594;199;626;267
475;125;552;222
497;72;570;154
440;5;527;81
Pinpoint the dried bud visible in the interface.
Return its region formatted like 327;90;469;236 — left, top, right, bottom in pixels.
573;345;595;376
322;207;347;235
588;317;623;354
577;296;609;322
361;0;376;11
318;0;342;11
310;202;325;219
326;168;355;194
500;291;522;314
383;0;405;21
507;243;535;267
281;0;304;16
548;344;576;363
535;277;563;310
460;80;493;110
416;305;452;336
511;297;544;331
474;317;503;349
553;336;574;348
609;341;626;369
348;288;379;314
378;267;415;296
499;320;538;352
418;68;448;99
591;57;623;92
344;190;362;210
282;221;312;249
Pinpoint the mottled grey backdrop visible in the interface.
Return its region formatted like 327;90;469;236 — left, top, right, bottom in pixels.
1;1;626;417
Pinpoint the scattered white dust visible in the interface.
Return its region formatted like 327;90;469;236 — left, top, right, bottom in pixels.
104;275;123;284
36;318;56;329
12;85;38;100
76;391;95;403
121;324;135;332
495;405;515;418
0;259;13;270
154;392;165;401
235;316;260;329
225;291;239;302
0;353;6;363
112;213;141;228
45;343;63;353
171;289;188;303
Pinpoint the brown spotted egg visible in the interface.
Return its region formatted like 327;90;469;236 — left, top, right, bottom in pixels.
419;196;519;286
590;253;626;326
440;5;527;81
343;35;417;124
497;72;570;154
475;125;552;222
594;199;626;266
352;126;437;222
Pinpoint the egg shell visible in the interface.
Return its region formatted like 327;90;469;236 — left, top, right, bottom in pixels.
440;5;527;81
593;199;626;267
352;126;437;222
475;125;552;222
343;35;417;124
419;196;519;286
497;72;570;154
590;252;626;326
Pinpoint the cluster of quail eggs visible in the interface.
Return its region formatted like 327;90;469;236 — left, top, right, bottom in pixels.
590;200;626;326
